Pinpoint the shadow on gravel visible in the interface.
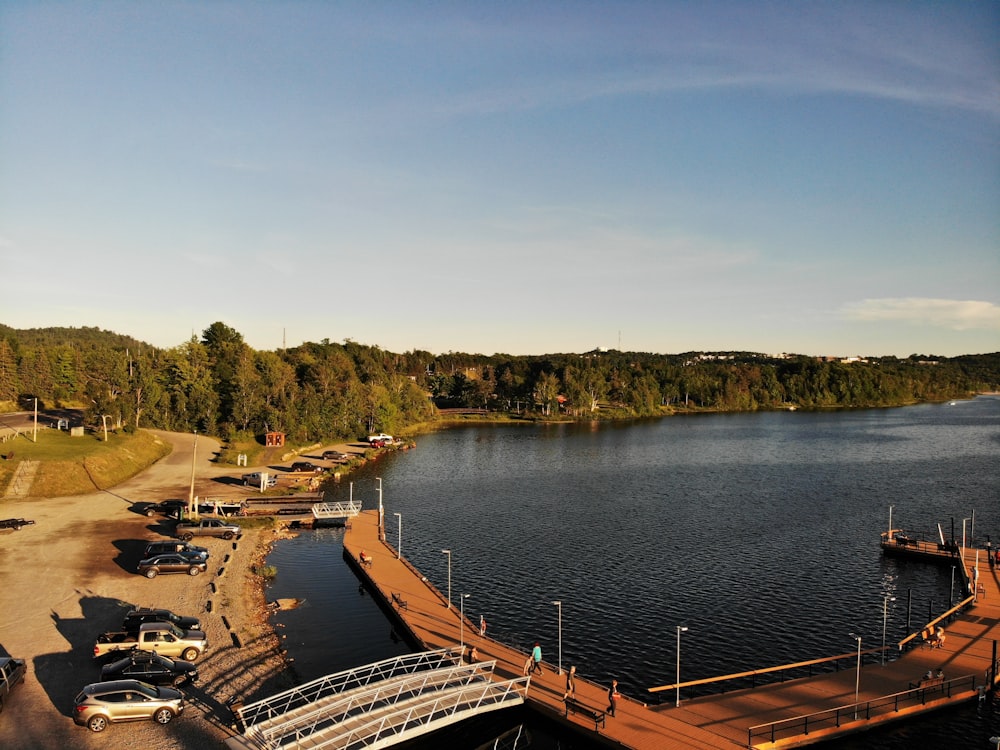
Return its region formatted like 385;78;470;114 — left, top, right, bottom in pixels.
39;592;133;717
111;538;151;573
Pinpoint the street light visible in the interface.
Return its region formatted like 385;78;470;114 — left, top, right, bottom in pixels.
881;596;896;664
393;513;402;559
376;477;384;541
849;632;862;719
460;593;471;654
441;550;452;608
676;625;688;708
551;600;562;675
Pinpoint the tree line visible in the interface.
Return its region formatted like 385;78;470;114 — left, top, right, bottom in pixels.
1;322;997;444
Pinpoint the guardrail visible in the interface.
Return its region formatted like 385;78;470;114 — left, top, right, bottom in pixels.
747;674;978;747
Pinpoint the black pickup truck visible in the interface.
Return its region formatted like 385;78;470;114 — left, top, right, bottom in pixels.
0;518;34;531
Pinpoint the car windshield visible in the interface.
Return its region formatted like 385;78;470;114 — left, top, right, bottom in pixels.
167;623;184;637
134;682;159;699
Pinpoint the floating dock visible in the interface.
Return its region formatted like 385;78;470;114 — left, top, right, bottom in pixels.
343;510;1000;749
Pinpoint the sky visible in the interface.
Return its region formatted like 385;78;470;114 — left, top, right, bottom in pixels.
1;1;998;358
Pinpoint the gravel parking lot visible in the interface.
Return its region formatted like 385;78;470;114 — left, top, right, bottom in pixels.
0;430;293;749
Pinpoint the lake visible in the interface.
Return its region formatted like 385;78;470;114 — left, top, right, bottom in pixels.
265;396;1000;748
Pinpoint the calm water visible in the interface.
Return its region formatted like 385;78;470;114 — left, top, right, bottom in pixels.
265;397;1000;748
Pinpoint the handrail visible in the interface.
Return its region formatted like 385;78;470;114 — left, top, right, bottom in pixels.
649;647;884;694
747;675;977;748
237;647;461;728
254;662;498;744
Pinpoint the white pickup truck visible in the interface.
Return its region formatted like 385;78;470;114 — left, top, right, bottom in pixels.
93;622;208;662
242;471;277;489
0;656;26;712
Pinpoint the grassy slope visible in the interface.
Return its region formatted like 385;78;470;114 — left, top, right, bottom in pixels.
0;429;172;498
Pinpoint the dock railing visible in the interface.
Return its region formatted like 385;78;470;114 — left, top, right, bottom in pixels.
747;674;978;748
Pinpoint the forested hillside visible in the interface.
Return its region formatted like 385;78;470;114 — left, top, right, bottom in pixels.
1;322;997;444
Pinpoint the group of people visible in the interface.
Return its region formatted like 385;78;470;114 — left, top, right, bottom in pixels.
522;642;622;718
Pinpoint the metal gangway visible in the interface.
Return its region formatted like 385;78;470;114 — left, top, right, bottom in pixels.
312;499;362;520
235;649;529;750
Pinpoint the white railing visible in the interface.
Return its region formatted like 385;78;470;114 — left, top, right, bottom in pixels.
267;674;530;750
250;662;499;747
237;648;461;729
312;500;363;519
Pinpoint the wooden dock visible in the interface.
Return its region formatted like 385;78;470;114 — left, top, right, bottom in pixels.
344;511;1000;748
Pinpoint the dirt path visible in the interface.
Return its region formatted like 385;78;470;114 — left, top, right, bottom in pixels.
0;430;294;749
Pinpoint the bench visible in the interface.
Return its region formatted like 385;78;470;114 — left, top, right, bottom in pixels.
564;697;606;730
909;675;945;690
391;592;407;610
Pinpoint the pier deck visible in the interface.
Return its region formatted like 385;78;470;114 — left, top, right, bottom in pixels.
344;510;1000;748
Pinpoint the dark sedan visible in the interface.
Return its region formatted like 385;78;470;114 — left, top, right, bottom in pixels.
137;554;207;578
100;651;198;687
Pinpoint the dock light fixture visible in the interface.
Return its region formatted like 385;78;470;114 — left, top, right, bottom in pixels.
849;633;862;719
676;625;688;708
460;593;471;654
552;600;562;675
441;550;452;608
376;477;384;541
881;596;896;664
393;513;401;559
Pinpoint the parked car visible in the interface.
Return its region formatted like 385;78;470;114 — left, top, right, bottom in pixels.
123;607;201;632
73;680;184;732
100;651;197;687
142;541;209;562
322;450;350;461
367;433;393;444
174;518;241;541
241;471;277;488
0;656;27;713
290;461;322;473
137;554;208;578
94;622;208;662
134;500;187;518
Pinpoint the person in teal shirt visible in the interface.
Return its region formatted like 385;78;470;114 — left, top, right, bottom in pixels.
530;642;543;674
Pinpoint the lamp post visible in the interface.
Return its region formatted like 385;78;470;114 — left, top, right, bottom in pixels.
393;513;402;559
676;625;688;708
460;593;471;654
441;550;452;608
881;596;896;664
376;477;384;541
551;600;562;675
849;632;862;719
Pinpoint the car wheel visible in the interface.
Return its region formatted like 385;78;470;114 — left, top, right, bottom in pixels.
222;531;235;540
180;533;194;541
188;566;201;576
145;508;155;517
145;568;158;579
181;647;199;662
153;707;174;725
88;715;109;732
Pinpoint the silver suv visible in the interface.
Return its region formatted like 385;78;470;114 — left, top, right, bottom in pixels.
73;679;184;732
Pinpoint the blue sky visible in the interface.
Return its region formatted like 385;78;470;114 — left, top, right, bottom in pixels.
1;1;997;357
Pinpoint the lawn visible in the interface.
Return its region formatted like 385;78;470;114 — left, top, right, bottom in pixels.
0;429;172;497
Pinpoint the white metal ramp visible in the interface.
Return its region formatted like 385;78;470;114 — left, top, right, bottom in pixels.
237;648;461;730
235;649;529;750
312;500;362;521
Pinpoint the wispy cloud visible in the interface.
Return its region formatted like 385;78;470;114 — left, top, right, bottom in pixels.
841;298;1000;331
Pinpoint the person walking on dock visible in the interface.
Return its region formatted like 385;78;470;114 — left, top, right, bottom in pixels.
530;642;543;674
479;614;487;636
608;678;620;717
563;665;577;700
